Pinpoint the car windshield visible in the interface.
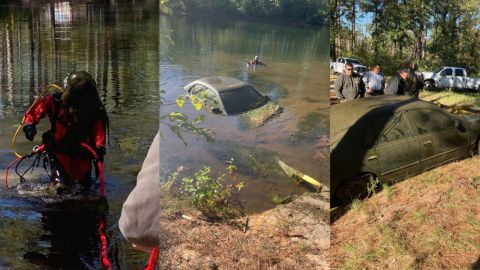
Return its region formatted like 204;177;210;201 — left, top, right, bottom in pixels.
433;67;444;75
220;86;266;115
346;59;360;64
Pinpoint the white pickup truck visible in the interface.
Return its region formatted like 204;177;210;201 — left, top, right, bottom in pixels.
330;57;367;76
423;66;480;92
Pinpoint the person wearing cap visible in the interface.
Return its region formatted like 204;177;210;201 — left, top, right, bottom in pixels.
385;68;410;96
362;63;385;96
22;71;108;190
334;62;366;102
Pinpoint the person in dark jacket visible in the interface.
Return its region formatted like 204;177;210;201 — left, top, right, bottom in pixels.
385;68;410;96
334;63;366;102
412;63;425;98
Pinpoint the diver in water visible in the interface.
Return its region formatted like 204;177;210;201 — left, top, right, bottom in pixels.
248;55;265;66
22;71;108;191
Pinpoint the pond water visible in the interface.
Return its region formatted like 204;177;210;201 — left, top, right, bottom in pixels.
0;1;158;269
160;15;329;213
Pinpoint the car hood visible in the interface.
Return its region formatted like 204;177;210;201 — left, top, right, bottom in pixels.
422;71;434;80
353;64;366;68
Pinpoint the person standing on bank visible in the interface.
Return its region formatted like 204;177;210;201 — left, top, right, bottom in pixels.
412;63;425;98
385;68;410;96
362;63;385;96
334;62;366;102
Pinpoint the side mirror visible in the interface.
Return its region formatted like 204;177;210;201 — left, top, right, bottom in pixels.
211;107;222;114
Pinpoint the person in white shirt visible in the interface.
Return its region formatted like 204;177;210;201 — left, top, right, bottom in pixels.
363;63;385;96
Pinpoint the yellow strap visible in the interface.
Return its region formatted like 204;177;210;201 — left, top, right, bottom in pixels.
12;84;64;157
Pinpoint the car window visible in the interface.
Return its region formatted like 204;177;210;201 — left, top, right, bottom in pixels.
440;68;453;76
347;59;360;64
219;86;266;115
204;88;220;107
362;113;413;147
408;109;455;134
454;69;464;77
378;114;413;144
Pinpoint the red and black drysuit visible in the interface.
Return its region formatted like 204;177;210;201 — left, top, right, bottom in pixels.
24;93;106;184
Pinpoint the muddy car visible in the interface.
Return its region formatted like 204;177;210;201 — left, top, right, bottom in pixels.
331;96;480;206
184;76;270;115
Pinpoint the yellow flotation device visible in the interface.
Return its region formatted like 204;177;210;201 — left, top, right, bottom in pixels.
12;84;64;158
278;160;321;191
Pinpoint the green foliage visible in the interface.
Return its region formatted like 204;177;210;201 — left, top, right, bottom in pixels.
160;90;215;145
180;162;245;219
270;193;292;205
332;0;480;74
366;175;380;197
161;0;328;25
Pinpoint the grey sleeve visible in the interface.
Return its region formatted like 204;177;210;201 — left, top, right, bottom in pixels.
334;75;344;100
119;132;160;248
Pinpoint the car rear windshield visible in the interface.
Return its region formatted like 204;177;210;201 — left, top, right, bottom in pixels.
220;86;266;115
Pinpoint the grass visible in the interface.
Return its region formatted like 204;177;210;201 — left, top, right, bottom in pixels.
239;102;282;129
420;90;480;108
331;156;480;269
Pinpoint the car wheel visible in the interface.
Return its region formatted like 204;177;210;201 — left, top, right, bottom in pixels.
474;137;480;155
334;173;374;206
425;81;434;90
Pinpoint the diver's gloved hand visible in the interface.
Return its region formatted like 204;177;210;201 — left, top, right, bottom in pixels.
23;124;37;141
96;146;106;162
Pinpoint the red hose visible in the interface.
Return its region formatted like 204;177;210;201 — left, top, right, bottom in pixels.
145;247;159;270
99;219;112;270
4;157;22;189
4;144;46;189
78;142;111;269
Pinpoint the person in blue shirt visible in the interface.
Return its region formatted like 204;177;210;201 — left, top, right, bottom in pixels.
362;63;385;96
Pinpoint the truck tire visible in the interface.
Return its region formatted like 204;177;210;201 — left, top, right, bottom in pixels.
425;81;434;90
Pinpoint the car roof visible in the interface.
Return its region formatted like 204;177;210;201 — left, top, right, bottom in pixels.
331;96;437;142
186;76;249;92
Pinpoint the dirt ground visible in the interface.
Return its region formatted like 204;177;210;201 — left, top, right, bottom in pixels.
159;191;330;270
330;157;480;269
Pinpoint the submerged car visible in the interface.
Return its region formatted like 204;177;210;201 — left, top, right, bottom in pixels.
184;76;270;115
331;96;480;206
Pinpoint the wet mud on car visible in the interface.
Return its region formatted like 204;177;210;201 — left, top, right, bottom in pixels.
331;96;480;207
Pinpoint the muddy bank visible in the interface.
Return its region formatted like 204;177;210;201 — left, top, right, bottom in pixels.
159;192;330;269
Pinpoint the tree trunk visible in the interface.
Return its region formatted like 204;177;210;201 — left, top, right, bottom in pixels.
351;0;355;52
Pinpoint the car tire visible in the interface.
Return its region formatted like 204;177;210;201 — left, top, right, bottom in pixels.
425;81;434;90
474;137;480;155
334;173;374;206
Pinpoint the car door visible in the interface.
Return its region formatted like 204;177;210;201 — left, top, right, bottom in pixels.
438;68;453;88
361;112;423;182
453;68;465;89
406;108;470;171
